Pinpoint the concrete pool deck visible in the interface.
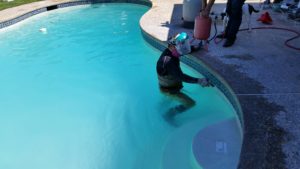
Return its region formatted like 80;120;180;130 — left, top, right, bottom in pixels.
0;0;74;23
0;0;300;168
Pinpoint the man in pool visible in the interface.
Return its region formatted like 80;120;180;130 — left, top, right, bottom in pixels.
156;32;214;125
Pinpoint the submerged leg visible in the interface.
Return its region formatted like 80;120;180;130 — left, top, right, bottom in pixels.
163;92;196;126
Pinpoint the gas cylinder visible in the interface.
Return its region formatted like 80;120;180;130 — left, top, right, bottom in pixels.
194;15;212;40
183;0;202;28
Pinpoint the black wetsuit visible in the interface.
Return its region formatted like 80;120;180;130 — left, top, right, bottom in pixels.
156;49;198;93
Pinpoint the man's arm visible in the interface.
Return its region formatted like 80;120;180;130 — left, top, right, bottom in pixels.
166;60;214;87
181;73;199;83
167;62;198;83
201;0;215;17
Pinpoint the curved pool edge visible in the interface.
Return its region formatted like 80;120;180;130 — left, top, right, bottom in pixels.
137;0;243;131
0;0;152;30
140;23;244;169
0;1;244;168
139;2;244;168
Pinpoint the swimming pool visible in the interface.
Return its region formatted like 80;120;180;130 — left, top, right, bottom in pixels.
0;3;242;169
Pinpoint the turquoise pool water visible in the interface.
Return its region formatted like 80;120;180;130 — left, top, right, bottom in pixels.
0;4;241;169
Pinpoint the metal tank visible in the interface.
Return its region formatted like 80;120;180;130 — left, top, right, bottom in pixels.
182;0;202;28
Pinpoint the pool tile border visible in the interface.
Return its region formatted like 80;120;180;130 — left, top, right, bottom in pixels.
0;8;47;29
181;55;243;126
0;0;151;30
57;1;90;8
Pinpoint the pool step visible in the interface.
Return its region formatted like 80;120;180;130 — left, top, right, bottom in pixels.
162;118;242;169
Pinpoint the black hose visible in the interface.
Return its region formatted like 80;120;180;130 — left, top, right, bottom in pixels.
208;20;218;43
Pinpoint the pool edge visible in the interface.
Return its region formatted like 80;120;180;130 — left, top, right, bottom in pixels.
0;1;244;168
0;0;152;30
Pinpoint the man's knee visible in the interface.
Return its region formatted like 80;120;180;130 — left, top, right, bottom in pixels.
176;93;196;108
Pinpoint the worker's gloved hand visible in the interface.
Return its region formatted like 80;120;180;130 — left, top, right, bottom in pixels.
198;78;214;87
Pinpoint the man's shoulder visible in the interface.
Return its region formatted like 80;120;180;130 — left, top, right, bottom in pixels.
162;48;171;56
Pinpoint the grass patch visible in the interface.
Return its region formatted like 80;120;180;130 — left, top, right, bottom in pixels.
0;0;43;11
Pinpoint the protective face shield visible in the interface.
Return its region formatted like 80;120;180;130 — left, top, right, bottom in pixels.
168;32;191;56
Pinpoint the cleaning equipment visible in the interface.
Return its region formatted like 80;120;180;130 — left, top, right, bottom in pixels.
288;7;300;20
193;0;212;40
280;0;295;10
257;11;273;24
183;0;202;28
261;0;272;9
288;1;300;20
194;15;212;40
